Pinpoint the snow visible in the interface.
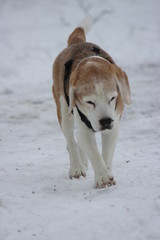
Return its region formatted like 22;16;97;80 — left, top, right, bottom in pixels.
0;0;160;239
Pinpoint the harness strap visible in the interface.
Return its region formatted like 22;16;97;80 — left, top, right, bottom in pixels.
76;105;95;132
64;59;73;107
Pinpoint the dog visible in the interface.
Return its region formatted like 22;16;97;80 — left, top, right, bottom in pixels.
52;18;131;188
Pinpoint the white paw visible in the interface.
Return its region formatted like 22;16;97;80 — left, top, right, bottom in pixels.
69;164;86;179
95;168;116;188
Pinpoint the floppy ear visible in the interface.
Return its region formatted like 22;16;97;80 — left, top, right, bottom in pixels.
115;70;131;105
68;86;75;114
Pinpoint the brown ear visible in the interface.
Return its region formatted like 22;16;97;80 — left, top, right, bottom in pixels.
68;86;76;114
115;69;131;105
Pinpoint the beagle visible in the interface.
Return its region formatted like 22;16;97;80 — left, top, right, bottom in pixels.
52;19;131;188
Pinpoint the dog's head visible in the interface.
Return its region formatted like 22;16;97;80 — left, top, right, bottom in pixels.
69;57;131;132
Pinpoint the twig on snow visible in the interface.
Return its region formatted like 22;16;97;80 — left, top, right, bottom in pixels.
77;0;113;23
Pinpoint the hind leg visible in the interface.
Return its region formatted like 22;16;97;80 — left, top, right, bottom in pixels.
60;96;86;178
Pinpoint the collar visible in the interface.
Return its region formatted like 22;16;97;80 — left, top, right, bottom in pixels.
76;105;95;132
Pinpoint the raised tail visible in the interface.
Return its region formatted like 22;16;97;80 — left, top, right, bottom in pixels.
67;17;93;46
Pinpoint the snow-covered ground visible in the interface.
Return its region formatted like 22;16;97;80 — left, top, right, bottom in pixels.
0;0;160;239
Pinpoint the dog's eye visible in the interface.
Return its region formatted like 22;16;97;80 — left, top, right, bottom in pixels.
86;101;95;108
87;101;94;105
109;97;116;103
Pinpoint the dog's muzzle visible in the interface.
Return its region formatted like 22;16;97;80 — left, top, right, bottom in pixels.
99;117;114;131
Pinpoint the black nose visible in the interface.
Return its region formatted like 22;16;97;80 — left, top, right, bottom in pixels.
99;118;113;129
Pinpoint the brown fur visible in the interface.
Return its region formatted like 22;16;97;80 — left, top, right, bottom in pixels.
68;27;86;46
52;27;131;126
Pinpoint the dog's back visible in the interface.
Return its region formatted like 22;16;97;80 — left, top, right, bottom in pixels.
52;19;91;124
52;18;115;125
53;17;92;92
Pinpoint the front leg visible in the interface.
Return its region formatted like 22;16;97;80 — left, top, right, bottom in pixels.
60;96;86;179
75;110;114;188
101;123;119;179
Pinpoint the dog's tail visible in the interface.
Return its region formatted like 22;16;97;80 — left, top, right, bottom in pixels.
67;17;93;46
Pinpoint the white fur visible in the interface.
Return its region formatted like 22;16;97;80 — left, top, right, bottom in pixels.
102;124;119;171
78;17;93;35
74;107;116;188
85;55;111;64
80;82;118;132
60;96;86;178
